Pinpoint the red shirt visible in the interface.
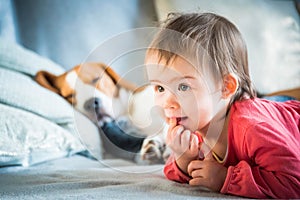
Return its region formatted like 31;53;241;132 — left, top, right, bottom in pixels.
164;98;300;198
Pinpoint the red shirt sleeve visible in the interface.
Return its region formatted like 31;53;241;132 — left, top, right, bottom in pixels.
163;154;191;183
221;121;300;198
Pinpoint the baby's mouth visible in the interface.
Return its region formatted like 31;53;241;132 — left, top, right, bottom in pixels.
176;117;188;125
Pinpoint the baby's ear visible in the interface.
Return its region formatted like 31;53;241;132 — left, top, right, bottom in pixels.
221;73;239;99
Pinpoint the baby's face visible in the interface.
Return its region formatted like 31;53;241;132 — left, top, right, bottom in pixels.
145;54;222;134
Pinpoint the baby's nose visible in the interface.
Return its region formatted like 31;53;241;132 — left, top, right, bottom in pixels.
163;92;179;110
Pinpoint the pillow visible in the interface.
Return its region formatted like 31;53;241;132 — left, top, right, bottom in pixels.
0;39;103;165
0;67;73;124
153;0;300;94
73;110;102;161
0;103;85;167
0;68;102;165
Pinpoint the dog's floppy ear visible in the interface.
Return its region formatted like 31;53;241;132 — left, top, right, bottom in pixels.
35;71;61;94
76;62;138;95
35;70;76;104
105;66;137;92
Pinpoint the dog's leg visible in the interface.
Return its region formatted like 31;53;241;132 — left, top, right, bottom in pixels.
100;121;146;161
140;131;170;164
101;122;145;153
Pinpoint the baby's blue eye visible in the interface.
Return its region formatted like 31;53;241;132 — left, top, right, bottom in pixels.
178;84;190;91
155;85;165;92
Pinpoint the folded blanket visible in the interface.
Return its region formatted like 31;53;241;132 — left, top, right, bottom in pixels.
0;103;85;167
0;67;73;124
0;38;91;166
0;38;64;76
0;37;77;124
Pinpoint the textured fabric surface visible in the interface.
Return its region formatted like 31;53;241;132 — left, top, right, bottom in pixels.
0;39;102;166
0;155;235;199
0;103;85;167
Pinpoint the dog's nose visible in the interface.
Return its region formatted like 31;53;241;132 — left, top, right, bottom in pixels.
84;97;102;111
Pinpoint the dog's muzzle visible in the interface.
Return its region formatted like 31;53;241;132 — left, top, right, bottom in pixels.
84;97;110;121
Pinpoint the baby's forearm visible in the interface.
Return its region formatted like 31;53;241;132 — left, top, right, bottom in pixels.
175;156;193;175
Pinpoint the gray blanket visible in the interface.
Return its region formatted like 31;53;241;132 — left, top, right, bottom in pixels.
0;155;234;200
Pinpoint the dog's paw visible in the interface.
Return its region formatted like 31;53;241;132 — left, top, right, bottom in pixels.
162;146;171;162
140;138;165;164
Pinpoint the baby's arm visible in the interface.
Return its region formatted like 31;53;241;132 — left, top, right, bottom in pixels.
221;123;300;198
164;153;191;183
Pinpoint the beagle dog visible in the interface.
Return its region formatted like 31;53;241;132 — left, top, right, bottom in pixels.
35;62;170;164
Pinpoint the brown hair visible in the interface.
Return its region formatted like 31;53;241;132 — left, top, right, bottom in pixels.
147;12;256;103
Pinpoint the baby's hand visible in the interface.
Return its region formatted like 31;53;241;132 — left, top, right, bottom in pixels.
187;152;227;192
166;118;199;171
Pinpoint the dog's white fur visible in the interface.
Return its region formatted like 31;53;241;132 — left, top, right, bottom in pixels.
65;71;170;163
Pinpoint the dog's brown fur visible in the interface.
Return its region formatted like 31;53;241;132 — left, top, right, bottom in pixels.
35;62;137;105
